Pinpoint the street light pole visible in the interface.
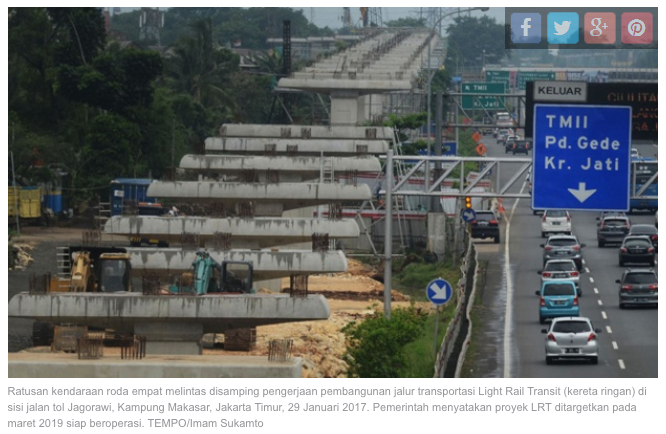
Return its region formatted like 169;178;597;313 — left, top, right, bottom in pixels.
425;7;488;209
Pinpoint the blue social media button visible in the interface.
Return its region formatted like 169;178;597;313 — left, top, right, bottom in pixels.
511;13;542;43
547;12;579;44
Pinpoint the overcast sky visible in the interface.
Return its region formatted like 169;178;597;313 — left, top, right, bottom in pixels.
299;7;505;30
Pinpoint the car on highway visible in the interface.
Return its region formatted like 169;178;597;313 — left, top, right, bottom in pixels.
627;224;658;252
631;147;640;158
541;316;601;365
541;234;585;270
538;259;581;295
541;209;572;237
596;210;628;225
497;129;513;145
616;268;658;309
470;210;500;244
619;235;656;267
535;281;579;324
508;139;530;155
596;215;631;247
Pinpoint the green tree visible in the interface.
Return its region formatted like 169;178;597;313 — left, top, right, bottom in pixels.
166;18;240;112
445;15;509;70
342;306;428;378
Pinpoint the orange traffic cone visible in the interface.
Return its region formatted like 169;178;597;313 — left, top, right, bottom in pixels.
498;198;505;216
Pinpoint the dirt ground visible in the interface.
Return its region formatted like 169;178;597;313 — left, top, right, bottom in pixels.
8;226;429;378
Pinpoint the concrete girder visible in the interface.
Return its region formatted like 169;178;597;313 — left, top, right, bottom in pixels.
178;154;381;180
104;216;360;249
204;137;389;156
8;292;331;334
127;248;348;282
146;181;371;212
277;77;413;94
219;123;394;139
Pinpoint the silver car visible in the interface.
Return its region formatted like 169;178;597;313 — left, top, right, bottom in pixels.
541;316;602;365
538;259;581;295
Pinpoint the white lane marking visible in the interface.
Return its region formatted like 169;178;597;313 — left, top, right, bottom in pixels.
585;267;590;273
619;359;626;369
598;300;603;306
503;179;527;379
606;325;612;334
612;341;618;350
594;287;599;294
589;277;595;283
601;311;607;319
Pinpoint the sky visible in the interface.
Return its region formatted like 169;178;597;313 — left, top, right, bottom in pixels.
297;7;505;30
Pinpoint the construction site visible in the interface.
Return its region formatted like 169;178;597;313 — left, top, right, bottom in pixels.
8;14;472;378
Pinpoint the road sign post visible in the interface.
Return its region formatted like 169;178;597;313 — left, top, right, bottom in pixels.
532;104;632;211
462;82;506;110
426;278;453;355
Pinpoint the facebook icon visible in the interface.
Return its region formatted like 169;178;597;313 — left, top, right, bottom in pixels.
511;13;542;43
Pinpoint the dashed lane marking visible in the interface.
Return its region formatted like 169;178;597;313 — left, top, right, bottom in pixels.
598;300;603;306
602;311;607;319
589;277;595;283
612;341;618;350
606;325;612;334
594;287;599;294
619;359;626;369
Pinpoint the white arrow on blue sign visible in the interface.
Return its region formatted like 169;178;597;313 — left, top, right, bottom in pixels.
532;104;632;211
461;208;476;223
426;278;453;305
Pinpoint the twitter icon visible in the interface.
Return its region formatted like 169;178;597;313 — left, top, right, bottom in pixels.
548;12;579;44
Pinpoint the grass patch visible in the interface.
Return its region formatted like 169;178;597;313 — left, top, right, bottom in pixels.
459;259;487;378
400;300;458;377
394;256;461;302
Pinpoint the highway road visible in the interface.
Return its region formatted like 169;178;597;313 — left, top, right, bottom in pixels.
471;135;657;378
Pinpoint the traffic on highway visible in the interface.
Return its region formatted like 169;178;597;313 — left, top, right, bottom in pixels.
470;134;657;378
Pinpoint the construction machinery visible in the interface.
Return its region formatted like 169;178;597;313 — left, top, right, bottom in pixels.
169;250;254;295
49;247;133;293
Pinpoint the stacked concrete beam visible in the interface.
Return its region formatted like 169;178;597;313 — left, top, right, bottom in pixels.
105;123;391;282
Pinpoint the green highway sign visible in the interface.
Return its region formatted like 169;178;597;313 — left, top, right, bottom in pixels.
486;70;510;86
517;71;555;91
462;82;506;110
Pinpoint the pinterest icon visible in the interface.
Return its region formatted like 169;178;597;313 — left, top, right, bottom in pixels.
622;12;653;44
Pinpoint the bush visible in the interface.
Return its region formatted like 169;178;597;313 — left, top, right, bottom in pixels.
342;305;428;378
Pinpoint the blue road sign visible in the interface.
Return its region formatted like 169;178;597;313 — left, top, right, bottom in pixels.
532;104;632;211
461;208;477;223
426;278;453;306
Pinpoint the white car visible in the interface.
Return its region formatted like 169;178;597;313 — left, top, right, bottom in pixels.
542;317;601;365
541;210;572;237
538;259;581;295
631;148;640;158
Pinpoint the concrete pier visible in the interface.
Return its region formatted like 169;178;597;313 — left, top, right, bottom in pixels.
204;137;390;155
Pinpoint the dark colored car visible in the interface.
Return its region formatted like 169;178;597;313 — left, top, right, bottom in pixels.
541;235;586;270
508;139;530;155
627;224;658;252
616;268;658;308
597;216;631;247
619;236;656;266
470;210;500;244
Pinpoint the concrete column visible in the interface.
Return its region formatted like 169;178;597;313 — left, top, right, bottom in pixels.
330;90;360;125
134;322;203;356
427;212;447;261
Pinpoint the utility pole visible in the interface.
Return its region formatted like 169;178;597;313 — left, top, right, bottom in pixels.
430;91;443;211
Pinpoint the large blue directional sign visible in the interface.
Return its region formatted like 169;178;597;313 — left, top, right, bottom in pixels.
426;278;453;306
532;104;632;211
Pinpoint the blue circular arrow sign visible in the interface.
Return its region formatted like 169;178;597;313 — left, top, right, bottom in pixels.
426;278;453;305
461;208;477;223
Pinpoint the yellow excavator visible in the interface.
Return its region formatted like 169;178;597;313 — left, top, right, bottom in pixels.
49;248;133;293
